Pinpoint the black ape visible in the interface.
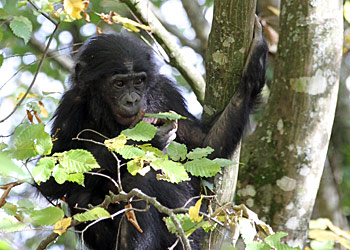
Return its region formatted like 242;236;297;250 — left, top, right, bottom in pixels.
38;28;267;249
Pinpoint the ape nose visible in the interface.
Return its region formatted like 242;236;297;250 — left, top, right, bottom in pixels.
124;93;140;106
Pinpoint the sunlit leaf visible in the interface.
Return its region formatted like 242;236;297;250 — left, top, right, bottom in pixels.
105;134;127;151
189;196;203;223
63;0;88;20
117;145;146;159
345;1;350;23
73;207;110;222
54;217;72;235
0;218;26;232
57;149;100;173
144;112;186;121
32;157;56;183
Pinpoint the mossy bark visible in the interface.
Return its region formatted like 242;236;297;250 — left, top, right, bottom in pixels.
238;0;343;247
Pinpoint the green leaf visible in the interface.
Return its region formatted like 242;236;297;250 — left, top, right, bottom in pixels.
17;1;28;8
184;158;221;177
144;112;186;120
264;232;301;250
32;157;56;183
0;142;7;151
117;145;146;159
57;149;100;173
0;9;10;19
2;203;18;217
0;240;12;250
212;158;236;167
0;218;26;232
164;214;206;237
246;242;271;250
310;240;334;250
167;142;187;161
127;158;143;175
52;166;68;184
121;121;157;141
9;16;33;44
12;123;52;160
138;144;163;157
151;159;189;183
66;173;85;186
73;207;110;222
186;146;214;160
0;54;3;68
0;152;28;178
17;199;34;212
30;207;64;226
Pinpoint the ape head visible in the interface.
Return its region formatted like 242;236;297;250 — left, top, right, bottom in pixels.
72;34;157;126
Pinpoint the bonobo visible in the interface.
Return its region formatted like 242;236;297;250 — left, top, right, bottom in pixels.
38;22;268;249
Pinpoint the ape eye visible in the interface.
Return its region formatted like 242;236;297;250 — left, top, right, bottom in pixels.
134;77;145;86
114;81;124;88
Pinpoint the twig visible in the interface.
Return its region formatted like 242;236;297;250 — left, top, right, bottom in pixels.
0;182;22;207
121;0;206;104
0;22;60;123
181;0;210;50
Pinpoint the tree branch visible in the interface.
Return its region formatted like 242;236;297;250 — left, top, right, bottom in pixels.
121;0;206;104
181;0;210;50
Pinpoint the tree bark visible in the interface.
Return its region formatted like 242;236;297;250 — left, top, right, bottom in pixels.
202;0;257;249
238;0;343;248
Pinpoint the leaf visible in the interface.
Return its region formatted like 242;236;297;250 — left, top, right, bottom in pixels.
186;146;214;160
32;157;56;183
121;121;157;142
167;142;187;161
0;9;10;19
16;92;38;101
111;15;151;32
212;158;236;167
73;207;110;222
144;112;186;121
151;159;189;183
53;166;68;184
105;134;127;151
246;242;271;250
345;1;350;23
63;0;88;20
30;207;64;226
9;16;33;44
2;203;18;217
0;218;26;232
54;217;72;235
138;144;163;157
265;232;301;250
127;158;144;176
66;173;85;185
17;1;28;8
12;123;52;160
164;214;206;237
0;240;12;250
117;145;146;159
0;152;27;178
184;158;221;177
310;240;334;250
189;196;203;223
57;149;100;173
0;54;3;68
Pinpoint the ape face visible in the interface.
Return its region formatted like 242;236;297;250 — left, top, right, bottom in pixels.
107;72;147;126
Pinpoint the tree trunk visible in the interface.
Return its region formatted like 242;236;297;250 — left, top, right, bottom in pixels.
202;0;257;249
238;0;343;248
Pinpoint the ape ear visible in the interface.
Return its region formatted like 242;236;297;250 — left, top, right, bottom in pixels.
74;61;88;82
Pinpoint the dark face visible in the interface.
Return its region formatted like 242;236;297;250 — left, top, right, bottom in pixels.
108;72;147;126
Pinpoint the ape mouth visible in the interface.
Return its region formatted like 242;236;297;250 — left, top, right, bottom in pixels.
114;112;137;126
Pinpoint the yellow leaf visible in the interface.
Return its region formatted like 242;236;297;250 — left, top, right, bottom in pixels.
54;217;72;235
267;5;280;17
112;15;151;32
38;101;48;118
189;196;203;223
345;1;350;23
104;134;127;151
16;92;37;101
64;0;88;20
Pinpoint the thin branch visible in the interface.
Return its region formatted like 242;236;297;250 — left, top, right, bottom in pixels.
27;0;57;26
181;0;210;50
0;22;60;123
121;0;206;104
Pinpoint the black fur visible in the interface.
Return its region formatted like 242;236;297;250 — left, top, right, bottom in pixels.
38;33;268;250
